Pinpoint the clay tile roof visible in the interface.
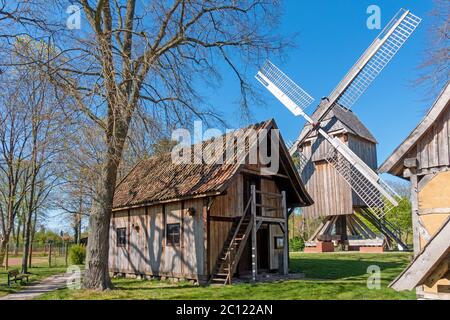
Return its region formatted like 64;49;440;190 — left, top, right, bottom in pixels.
113;120;271;209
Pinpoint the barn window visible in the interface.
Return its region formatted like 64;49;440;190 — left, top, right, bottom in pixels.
274;236;284;249
117;228;127;247
166;223;180;246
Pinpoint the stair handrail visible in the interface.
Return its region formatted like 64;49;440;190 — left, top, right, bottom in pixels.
223;197;253;283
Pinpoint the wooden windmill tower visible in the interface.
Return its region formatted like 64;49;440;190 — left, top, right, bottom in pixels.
256;9;422;251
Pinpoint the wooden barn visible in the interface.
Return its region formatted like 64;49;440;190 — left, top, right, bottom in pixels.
380;82;450;300
109;119;313;284
296;102;404;252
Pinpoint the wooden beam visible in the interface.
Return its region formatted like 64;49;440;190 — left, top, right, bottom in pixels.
409;170;421;256
281;191;289;275
390;217;450;291
404;158;418;169
256;216;285;224
424;258;450;288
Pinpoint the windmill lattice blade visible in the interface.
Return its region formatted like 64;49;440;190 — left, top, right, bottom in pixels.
256;60;315;115
296;150;313;174
324;141;399;219
337;9;421;109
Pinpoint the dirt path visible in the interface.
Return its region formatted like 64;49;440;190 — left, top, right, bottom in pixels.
0;273;70;300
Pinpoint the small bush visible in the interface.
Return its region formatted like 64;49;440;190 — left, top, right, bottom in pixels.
289;236;305;252
69;244;86;265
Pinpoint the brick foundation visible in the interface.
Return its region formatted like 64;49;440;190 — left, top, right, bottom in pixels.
359;246;384;253
303;241;334;253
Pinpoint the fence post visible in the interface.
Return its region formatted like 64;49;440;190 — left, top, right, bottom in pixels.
251;184;257;282
48;243;52;267
282;191;289;275
65;243;69;266
5;243;9;270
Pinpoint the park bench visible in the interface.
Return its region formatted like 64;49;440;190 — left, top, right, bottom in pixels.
7;269;29;287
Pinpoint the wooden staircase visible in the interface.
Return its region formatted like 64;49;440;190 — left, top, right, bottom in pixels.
209;199;253;285
358;208;408;251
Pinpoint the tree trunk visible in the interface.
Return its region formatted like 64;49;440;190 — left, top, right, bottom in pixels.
0;236;10;266
28;210;38;268
83;154;121;290
14;219;21;255
21;200;34;274
0;220;14;266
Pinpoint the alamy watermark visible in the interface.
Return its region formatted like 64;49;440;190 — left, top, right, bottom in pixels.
66;5;81;30
367;5;382;30
171;121;280;175
66;265;82;290
367;265;381;290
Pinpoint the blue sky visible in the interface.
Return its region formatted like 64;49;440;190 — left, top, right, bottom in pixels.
201;0;435;170
51;1;439;232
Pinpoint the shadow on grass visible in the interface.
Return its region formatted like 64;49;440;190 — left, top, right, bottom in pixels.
290;258;407;280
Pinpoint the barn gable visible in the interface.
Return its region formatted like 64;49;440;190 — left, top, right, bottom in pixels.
379;82;450;177
380;81;450;299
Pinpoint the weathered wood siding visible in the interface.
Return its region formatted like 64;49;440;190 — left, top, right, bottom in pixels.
300;133;377;217
415;106;450;172
261;177;283;218
109;198;206;280
269;224;283;270
301;135;353;218
347;134;378;207
208;175;242;274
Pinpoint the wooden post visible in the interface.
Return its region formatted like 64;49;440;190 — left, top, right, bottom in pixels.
65;243;69;266
5;243;9;270
251;185;257;282
48;242;52;267
281;191;288;275
404;158;420;256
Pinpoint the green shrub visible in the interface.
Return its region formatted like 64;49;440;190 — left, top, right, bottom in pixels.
289;236;305;252
69;244;86;265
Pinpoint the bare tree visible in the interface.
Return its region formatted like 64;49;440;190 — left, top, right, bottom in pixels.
0;77;32;266
2;0;288;289
416;0;449;94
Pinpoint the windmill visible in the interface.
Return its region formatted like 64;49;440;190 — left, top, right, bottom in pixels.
256;8;421;251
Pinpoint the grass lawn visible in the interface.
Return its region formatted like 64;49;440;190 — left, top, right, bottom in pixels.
0;264;68;297
37;252;416;300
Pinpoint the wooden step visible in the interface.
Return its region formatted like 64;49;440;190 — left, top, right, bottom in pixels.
211;278;227;282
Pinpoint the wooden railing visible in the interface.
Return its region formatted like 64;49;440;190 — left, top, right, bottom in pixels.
224;197;253;284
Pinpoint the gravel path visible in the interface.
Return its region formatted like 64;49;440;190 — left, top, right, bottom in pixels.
0;273;70;300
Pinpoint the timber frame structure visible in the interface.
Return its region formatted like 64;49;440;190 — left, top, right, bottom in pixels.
297;103;406;252
380;82;450;299
109;119;313;285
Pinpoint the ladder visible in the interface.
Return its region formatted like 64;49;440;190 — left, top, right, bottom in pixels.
209;199;253;285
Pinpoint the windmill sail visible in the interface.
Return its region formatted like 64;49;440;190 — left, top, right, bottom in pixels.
336;9;422;109
323;133;399;218
255;62;400;213
255;60;315;116
293;8;421;150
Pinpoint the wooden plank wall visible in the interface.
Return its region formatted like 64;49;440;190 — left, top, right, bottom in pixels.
208;175;243;274
347;135;378;207
269;224;283;270
109;198;206;280
261;178;283;218
416;106;450;171
301;135;353;218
